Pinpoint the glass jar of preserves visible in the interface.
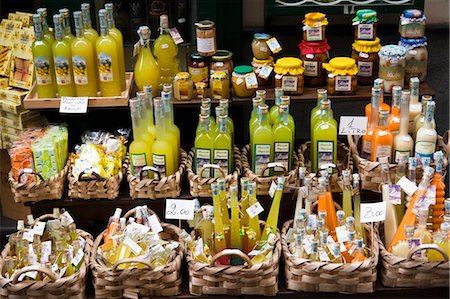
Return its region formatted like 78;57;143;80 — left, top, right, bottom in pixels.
298;39;330;87
188;53;209;85
251;56;274;87
173;72;193;101
352;9;378;41
210;71;230;100
274;57;305;95
399;9;426;38
399;37;428;82
323;57;358;95
251;33;271;60
232;65;257;98
195;20;216;56
210;50;233;75
351;37;381;86
302;12;328;42
378;45;407;92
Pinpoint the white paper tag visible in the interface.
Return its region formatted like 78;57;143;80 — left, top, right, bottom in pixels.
360;201;386;223
41;240;52;257
248;250;261;256
169;27;184;44
335;225;349;243
23;168;33;174
195;238;204;256
203;163;220;169
71;250;84;266
59;267;67;278
318;248;330;262
25;270;38;280
258;65;273;79
306;54;314;59
60;211;75;227
147;215;163;233
397;176;418;197
389;184;401;205
246;201;264;218
413;195;432;215
51;264;58;273
32;221;46;236
165;199;195;220
266;37;282;53
300;186;309;198
285;228;295;241
339;116;368;135
78;237;86;251
348;244;357;256
123;237;143;255
302;238;312;255
307;215;317;231
23;230;34;242
359;52;370;59
326;236;338;256
245;73;258;89
425;185;436;205
269;181;277;198
59;96;88;114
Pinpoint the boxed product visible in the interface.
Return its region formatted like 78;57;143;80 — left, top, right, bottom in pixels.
0;19;22;77
0;99;24;114
0;110;46;130
9;27;34;89
0;77;8;88
0;87;28;104
8;13;31;27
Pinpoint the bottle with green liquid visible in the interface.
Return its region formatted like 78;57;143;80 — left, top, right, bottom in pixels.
249;97;263;147
37;8;55;45
214;115;233;177
162;88;180;166
270;87;283;125
105;3;126;91
195;114;214;178
81;3;99;45
219;99;234;142
310;89;329;142
251;104;273;176
273;104;294;172
59;9;75;42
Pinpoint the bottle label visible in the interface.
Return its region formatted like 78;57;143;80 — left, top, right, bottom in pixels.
253;144;271;176
34;56;52;85
394;149;411;163
195;148;211;178
303;60;318;77
357;24;374;40
274;142;290;171
335;76;352;91
213;149;229;177
281;75;298;91
415;142;435;159
188;66;208;83
361;139;372;160
196;37;215;53
317;141;334;170
379;65;402;80
357;61;373;77
305;27;322;41
375;145;392;162
152;154;166;178
54;56;71;85
72;55;88;85
98;52;113;82
130;153;147;176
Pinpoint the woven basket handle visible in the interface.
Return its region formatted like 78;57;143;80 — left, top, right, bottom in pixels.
407;244;449;262
210;249;253;267
78;170;105;181
260;162;287;177
123;207;161;223
199;164;225;179
112;258;154;271
17;169;44;183
139;166;160;180
11;266;58;283
36;213;59;222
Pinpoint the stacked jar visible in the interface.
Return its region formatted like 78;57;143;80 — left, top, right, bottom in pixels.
250;33;274;88
378;45;407;92
323;57;358;95
399;9;428;82
351;9;381;86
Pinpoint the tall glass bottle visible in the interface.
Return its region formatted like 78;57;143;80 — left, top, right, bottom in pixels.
361;87;381;159
252;104;273;176
352;173;364;242
81;3;98;45
414;95;435;139
431;151;446;231
134;26;160;94
96;9;121;96
310;89;328;142
195;114;214;178
229;184;243;265
413;208;433;244
219;99;234;141
380;157;399;246
32;13;56;98
415;100;437;160
270;88;283;125
247;182;262;250
37;8;55;46
105;3;126;91
273;104;294;172
129;98;152;176
278;96;295;133
71;11;97;96
161;88;180;165
249;97;263;147
213;115;232;177
261;177;284;240
342;170;352;218
211;183;229;265
143;86;157;139
136;91;155;150
365;78;390;118
388;86;402;137
371;110;393;162
393;90;414;162
408;77;422;134
59;9;75;42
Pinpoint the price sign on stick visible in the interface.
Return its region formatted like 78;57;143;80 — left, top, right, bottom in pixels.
165;199;195;220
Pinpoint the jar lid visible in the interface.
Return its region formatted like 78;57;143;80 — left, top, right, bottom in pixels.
211;71;227;79
303;12;328;27
195;20;215;29
352;37;382;53
378;44;407;59
274;57;304;75
252;56;274;64
253;33;271;40
175;72;190;80
401;9;424;19
233;65;253;74
323;57;358;75
399;36;428;49
212;50;233;61
298;39;330;54
352;9;378;24
190;53;207;61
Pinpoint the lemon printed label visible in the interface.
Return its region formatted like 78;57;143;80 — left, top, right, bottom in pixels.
274;142;290;171
357;61;373;77
213;149;229;177
54;56;71;85
317;141;334;170
98;52;113;82
131;153;147;176
303;61;318;77
335;76;352;91
152;154;166;178
34;56;52;85
195;148;211;178
72;55;88;85
253;144;271;176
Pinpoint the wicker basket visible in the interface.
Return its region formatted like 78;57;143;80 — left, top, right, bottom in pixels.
8;161;69;204
281;219;379;294
126;149;187;199
297;141;353;193
90;207;184;298
0;213;93;299
186;146;241;197
348;133;449;192
242;144;299;195
187;223;281;297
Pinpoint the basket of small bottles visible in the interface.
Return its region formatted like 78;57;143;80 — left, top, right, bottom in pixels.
186;180;283;296
90;206;184;298
348;78;448;192
8;125;69;204
0;209;93;299
68;130;127;200
379;165;449;288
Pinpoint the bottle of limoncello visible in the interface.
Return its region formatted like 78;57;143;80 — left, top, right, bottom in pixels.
134;26;160;94
105;3;126;91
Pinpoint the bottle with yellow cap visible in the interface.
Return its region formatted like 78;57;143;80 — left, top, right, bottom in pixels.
322;57;358;95
173;72;193;101
274;57;304;95
302;12;328;42
351;38;381;85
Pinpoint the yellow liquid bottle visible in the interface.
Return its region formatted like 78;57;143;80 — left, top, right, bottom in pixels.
218;178;230;226
134;26;160;95
229;184;243;265
105;3;126;91
136;91;155;155
52;14;75;97
37;8;55;46
252;104;273;176
59;9;75;42
143;86;157;140
249;97;263;149
32;13;56;98
342;170;352;218
71;11;97;97
195;114;214;177
276;96;295;134
81;3;99;46
211;183;229;265
96;9;121;97
247;182;262;250
273;104;294;171
214;115;232;177
270;88;283;125
261;177;285;240
310;89;328;143
162;89;180;166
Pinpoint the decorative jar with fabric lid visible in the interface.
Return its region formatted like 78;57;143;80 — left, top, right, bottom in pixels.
274;57;304;95
378;45;407;92
323;57;358;95
399;9;426;38
352;9;378;41
351;37;382;85
298;39;330;87
302;12;328;42
399;37;428;82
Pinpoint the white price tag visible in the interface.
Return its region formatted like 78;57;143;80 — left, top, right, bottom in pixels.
23;168;33;173
147;215;163;233
360;202;386;223
318;248;330;262
202;163;220;169
51;264;58;273
23;230;34;242
268;162;284;168
169;27;184;44
246;201;264;218
59;96;88;114
339;116;368;135
248;250;261;256
60;211;75;227
335;225;349;243
266;37;282;53
359;52;370;59
269;181;277;198
397;176;418;197
71;251;84;266
58;267;67;279
426;185;436;205
326;236;337;256
306;215;317;230
41;241;52;256
306;54;314;59
245;73;258;89
389;184;401;205
195;238;204;256
78;237;86;251
258;65;273;79
302;238;312;255
165;199;195;220
123;237;143;255
32;221;46;236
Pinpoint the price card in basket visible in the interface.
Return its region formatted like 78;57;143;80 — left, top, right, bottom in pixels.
59;96;88;114
246;201;264;218
165;199;195;220
360;201;386;223
338;116;368;135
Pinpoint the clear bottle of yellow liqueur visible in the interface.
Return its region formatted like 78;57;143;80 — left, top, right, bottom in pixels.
105;3;126;91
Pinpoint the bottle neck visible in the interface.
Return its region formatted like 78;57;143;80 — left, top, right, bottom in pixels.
34;24;44;41
319;105;331;119
63;17;71;36
42;18;49;33
131;109;142;139
410;86;419;104
219;118;227;134
106;10;116;30
424;105;435;128
258;112;269;125
54;20;64;41
163;98;174;125
399;98;410;136
369;95;380;129
155;108;167;138
279;110;288;125
99;15;108;36
82;10;92;29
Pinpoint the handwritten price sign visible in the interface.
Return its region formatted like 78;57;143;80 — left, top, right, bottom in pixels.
360;202;386;223
59;96;88;114
165;199;195;220
339;116;368;135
